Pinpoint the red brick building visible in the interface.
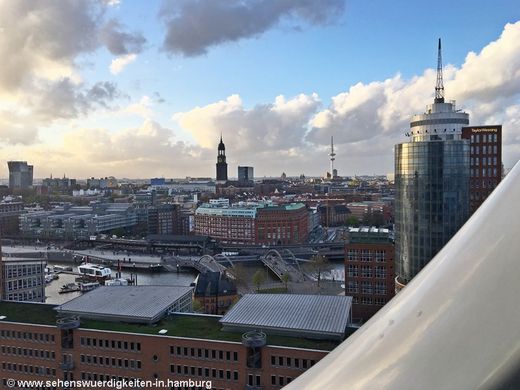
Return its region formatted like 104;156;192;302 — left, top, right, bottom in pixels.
345;227;395;323
194;203;309;245
461;125;502;214
255;204;308;246
0;301;335;390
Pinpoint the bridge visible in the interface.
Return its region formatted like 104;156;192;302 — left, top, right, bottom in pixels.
259;249;305;283
163;255;227;274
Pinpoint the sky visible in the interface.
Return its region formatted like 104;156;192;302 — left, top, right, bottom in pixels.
0;0;519;179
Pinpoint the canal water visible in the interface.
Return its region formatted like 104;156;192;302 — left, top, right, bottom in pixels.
45;263;198;304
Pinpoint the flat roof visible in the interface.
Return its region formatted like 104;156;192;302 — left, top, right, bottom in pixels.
220;294;352;338
55;285;192;323
0;301;340;351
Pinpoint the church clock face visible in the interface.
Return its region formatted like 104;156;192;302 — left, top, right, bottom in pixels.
218;157;223;163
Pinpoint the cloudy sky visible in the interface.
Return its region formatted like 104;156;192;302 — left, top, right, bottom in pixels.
0;0;519;179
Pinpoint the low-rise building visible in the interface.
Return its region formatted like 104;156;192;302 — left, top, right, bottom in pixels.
193;271;237;315
0;291;349;389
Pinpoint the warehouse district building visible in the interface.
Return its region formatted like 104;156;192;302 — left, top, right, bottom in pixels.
0;290;352;389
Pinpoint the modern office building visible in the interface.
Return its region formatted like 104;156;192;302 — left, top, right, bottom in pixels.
0;200;24;236
19;203;138;240
344;227;395;322
7;161;33;190
0;257;46;302
461;125;502;214
238;166;254;183
216;135;228;182
0;294;346;389
395;40;470;289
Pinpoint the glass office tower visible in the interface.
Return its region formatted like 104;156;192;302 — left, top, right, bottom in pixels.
395;99;470;288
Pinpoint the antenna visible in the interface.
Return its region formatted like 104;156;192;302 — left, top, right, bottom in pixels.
435;38;445;103
329;136;336;176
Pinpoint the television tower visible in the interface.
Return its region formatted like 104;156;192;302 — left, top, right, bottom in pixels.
329;136;336;177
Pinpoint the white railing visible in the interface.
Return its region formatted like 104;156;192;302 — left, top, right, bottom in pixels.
286;161;520;389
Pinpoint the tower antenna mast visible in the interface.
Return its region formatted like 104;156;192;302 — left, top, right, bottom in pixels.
435;38;445;103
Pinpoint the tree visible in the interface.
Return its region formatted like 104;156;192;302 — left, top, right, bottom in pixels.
192;299;204;313
305;254;332;287
281;273;291;291
345;216;359;227
228;264;249;289
252;270;265;292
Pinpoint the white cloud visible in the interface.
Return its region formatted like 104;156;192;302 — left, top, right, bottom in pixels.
309;21;520;171
110;53;137;74
121;95;153;118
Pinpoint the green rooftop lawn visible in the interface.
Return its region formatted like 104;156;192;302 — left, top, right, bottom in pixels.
0;301;57;325
0;302;341;351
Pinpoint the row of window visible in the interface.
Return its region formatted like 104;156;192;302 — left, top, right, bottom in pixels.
170;364;239;381
471;167;499;178
270;355;317;370
470;133;498;143
347;281;388;295
170;346;238;362
470;180;499;189
272;375;294;387
352;297;387;305
4;264;44;278
347;249;387;262
470;145;498;155
0;330;55;343
1;362;56;377
1;345;55;360
471;156;498;166
6;276;43;291
80;337;141;352
347;265;388;278
5;289;44;301
81;372;139;383
80;354;142;370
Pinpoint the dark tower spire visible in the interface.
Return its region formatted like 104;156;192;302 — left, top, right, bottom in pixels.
216;135;228;181
435;38;445;103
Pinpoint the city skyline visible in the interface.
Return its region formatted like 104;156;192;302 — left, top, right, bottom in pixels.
0;1;519;178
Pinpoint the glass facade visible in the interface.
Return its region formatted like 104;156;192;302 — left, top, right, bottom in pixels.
395;140;470;283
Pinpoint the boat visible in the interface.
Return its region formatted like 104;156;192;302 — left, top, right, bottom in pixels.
78;263;112;280
59;283;80;294
105;278;129;286
53;265;73;272
45;274;54;283
79;282;100;292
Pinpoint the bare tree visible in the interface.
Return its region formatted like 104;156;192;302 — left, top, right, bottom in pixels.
305;254;332;287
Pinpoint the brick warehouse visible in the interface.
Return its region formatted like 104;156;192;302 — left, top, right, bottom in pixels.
344;227;395;323
0;297;348;390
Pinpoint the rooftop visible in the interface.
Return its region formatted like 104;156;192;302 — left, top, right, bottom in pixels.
56;286;193;323
220;294;352;340
0;301;339;351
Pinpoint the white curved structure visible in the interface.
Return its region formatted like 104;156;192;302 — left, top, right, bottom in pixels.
286;162;520;390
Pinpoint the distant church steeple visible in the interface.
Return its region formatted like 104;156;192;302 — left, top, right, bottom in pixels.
216;134;228;182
